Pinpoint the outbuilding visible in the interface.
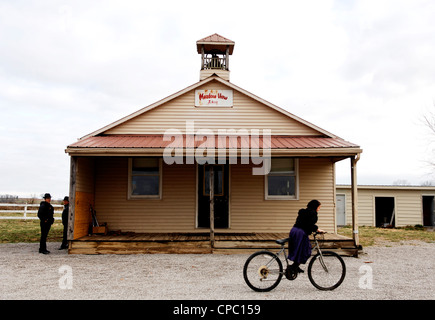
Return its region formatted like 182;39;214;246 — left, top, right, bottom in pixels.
65;34;362;254
336;185;435;227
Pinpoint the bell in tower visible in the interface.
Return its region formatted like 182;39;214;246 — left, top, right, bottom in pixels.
196;33;235;81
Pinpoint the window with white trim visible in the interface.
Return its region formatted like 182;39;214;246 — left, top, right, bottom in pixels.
265;158;297;199
128;158;162;199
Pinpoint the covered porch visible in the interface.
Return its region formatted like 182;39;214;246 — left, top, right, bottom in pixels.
66;134;362;256
69;231;359;256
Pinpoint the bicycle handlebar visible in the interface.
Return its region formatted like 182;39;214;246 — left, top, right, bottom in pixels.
313;231;327;236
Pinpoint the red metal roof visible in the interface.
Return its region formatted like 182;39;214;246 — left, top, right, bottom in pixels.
196;33;235;54
68;135;359;150
197;33;235;44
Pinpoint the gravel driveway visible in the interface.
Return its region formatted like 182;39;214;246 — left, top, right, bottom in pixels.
0;241;434;300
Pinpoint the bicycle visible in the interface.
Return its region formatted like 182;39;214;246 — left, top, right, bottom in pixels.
243;232;346;291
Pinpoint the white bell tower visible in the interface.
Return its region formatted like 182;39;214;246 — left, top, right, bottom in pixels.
196;33;235;81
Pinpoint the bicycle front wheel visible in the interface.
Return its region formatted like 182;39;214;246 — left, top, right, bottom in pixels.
308;251;346;291
243;251;283;292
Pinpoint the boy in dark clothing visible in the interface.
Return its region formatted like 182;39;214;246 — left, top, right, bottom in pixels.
59;196;69;250
37;193;54;254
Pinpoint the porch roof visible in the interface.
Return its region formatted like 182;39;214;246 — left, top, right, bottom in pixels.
66;134;361;157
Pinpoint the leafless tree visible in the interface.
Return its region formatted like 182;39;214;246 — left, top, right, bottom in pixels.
423;111;435;137
422;107;435;168
392;179;412;186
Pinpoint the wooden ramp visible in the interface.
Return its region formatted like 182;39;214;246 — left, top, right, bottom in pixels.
69;232;360;256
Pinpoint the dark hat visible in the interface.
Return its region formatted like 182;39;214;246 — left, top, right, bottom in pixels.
43;193;52;199
63;196;69;202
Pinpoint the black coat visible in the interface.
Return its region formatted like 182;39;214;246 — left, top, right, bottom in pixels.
62;204;69;225
37;201;54;224
293;208;319;235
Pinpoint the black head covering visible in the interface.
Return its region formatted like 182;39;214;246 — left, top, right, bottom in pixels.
307;200;321;211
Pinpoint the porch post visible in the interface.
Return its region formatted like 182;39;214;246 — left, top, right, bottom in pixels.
67;156;77;242
209;165;215;248
200;45;205;70
351;155;360;246
225;45;230;70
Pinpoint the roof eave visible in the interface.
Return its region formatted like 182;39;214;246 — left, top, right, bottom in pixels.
65;146;362;158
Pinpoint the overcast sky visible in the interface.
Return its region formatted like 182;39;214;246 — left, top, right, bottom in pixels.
1;0;435;199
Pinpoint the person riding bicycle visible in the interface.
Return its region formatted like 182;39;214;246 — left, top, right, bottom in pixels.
288;200;325;274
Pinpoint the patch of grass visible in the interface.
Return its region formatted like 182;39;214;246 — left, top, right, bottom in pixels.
338;225;435;247
0;219;63;243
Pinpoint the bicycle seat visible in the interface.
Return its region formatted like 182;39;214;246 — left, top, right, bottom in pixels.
275;238;290;245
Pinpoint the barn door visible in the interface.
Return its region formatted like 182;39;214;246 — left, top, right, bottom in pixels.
423;196;435;226
375;197;395;227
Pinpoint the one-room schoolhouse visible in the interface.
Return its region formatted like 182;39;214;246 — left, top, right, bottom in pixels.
65;34;362;254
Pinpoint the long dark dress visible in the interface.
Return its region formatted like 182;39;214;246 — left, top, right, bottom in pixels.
288;208;319;264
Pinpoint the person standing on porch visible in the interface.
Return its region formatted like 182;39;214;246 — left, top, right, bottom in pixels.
59;196;69;250
37;193;55;254
288;200;325;273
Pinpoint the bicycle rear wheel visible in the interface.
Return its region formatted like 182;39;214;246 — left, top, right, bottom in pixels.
307;251;346;290
243;251;283;292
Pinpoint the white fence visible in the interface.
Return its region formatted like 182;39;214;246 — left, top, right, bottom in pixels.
0;203;63;220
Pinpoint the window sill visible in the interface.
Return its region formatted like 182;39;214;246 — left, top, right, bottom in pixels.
265;195;298;200
128;195;162;200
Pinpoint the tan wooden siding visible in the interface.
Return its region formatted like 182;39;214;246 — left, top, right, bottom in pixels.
394;190;425;226
336;187;433;227
339;189;375;226
300;159;336;233
230;158;335;233
200;69;229;80
104;80;321;136
91;157;336;234
73;157;95;239
75;157;95;193
94;158;197;233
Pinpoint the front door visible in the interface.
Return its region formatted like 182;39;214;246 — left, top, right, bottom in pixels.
197;164;229;228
